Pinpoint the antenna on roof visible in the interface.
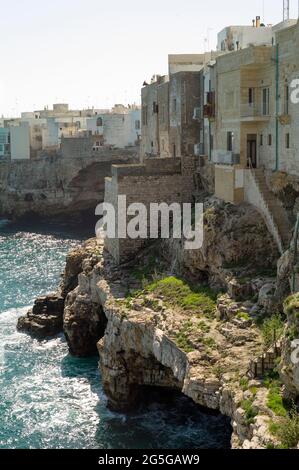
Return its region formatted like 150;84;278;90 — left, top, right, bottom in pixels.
283;0;290;21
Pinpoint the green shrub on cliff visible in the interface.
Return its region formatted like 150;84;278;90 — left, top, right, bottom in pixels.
267;385;288;417
269;404;299;449
260;315;284;349
241;398;258;425
284;293;299;317
146;276;217;316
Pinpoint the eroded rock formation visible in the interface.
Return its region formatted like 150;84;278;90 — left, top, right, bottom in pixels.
17;199;299;448
0;151;137;223
17;239;102;339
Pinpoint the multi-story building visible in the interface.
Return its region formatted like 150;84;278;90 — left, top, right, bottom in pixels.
86;104;141;149
10;122;30;160
141;55;210;159
0;128;10;159
211;19;299;205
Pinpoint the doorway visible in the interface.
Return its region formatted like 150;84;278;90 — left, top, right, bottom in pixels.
247;134;257;168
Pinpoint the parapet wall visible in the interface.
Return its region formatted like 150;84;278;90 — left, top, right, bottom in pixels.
104;156;196;263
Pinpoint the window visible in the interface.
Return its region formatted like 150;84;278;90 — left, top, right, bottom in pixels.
268;134;272;146
135;120;140;130
193;107;202;120
153;102;158;114
284;84;289;115
173;99;177;112
173;144;176;157
286;133;290;149
249;88;255;105
142;106;148;126
262;88;270;115
96;117;103;127
227;131;234;152
260;134;263;146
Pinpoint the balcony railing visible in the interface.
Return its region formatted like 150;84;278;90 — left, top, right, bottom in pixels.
240;103;270;119
212;150;240;165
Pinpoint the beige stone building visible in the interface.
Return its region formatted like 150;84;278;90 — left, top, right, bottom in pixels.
141;54;209;159
209;19;299;254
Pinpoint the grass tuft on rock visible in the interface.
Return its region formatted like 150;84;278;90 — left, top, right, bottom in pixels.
241;398;258;425
284;293;299;316
263;371;289;417
269;404;299;449
146;276;217;316
260;314;284;349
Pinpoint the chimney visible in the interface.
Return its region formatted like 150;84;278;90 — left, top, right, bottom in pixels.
256;16;261;28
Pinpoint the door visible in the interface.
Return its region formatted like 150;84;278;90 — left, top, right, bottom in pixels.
247;134;257;168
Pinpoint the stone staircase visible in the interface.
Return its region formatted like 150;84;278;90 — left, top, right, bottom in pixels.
245;168;292;254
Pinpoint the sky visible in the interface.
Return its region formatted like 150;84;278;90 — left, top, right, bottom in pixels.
0;0;298;117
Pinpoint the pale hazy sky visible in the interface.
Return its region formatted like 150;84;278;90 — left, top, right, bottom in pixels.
0;0;298;116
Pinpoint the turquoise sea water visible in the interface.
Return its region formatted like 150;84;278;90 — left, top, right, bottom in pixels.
0;222;232;449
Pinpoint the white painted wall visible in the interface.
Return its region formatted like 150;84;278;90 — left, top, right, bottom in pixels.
42;118;59;149
217;26;273;52
10;122;30;160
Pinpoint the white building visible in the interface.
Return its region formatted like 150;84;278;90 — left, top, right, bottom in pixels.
86;105;141;149
217;17;273;52
42;118;60;150
10;122;30;160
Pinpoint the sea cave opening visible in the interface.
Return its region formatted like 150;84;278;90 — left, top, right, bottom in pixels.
118;385;233;449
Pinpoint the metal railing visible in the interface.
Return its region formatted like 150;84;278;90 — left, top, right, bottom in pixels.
212;150;240;165
247;158;283;254
240;103;270;119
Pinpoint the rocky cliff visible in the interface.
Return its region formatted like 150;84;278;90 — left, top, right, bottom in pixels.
0;150;137;224
17;198;299;449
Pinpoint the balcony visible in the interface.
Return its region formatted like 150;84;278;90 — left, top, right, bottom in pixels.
212;150;240;165
204;91;216;119
240;103;270;122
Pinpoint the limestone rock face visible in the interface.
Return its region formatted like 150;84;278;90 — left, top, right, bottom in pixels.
275;249;293;306
91;255;277;449
64;288;107;357
18;197;297;448
0;151;138;223
280;294;299;397
17;238;101;339
161;198;279;291
17;294;64;338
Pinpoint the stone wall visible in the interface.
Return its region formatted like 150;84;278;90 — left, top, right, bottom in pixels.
104;156;196;264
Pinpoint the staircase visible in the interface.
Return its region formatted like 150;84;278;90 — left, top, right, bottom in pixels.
245;168;292;254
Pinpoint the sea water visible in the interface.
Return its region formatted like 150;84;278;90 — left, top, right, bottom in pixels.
0;222;231;449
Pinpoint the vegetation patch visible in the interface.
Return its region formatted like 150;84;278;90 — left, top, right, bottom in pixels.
260;315;284;349
284;293;299;317
174;321;195;353
241;398;258;425
239;377;249;391
267;385;288;417
263;371;289;417
269;404;299;449
237;312;250;321
146;276;217;316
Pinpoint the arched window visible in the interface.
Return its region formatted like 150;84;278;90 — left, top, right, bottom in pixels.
96;117;103;127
